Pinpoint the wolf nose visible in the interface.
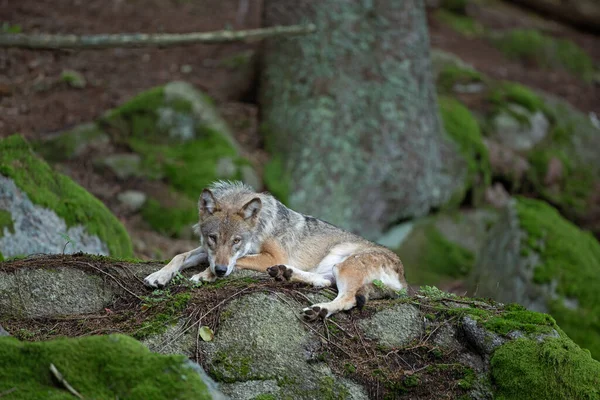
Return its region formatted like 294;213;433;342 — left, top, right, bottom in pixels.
215;265;227;277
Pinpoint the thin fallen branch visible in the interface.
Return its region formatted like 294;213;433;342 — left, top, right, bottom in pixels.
50;363;84;399
158;287;251;353
76;262;142;301
0;24;317;50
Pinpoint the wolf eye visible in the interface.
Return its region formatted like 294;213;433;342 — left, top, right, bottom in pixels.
208;234;217;243
233;237;241;245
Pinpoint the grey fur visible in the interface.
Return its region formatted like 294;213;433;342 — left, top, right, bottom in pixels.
203;180;377;265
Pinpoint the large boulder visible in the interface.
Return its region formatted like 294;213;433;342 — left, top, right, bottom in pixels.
378;209;498;288
469;197;600;360
260;0;469;240
2;254;599;399
34;82;259;238
0;333;224;399
0;135;133;259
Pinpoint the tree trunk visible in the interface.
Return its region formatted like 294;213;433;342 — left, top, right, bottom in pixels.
259;0;466;240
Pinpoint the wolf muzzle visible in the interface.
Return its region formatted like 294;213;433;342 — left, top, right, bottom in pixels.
215;264;228;277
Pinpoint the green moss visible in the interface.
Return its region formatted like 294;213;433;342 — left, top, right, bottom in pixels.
316;376;349;400
491;337;600;399
60;69;86;89
448;304;559;337
488;82;546;114
101;86;250;237
0;334;211;399
0;210;14;237
0;135;133;257
439;96;491;206
397;222;475;286
527;137;594;214
491;29;595;81
515;197;600;359
483;310;557;336
141;196;197;238
34;124;108;162
263;156;291;206
1;22;22;33
134;291;191;339
437;65;484;93
435;10;484;37
210;351;252;383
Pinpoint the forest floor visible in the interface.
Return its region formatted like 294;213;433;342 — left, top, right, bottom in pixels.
1;0;599;263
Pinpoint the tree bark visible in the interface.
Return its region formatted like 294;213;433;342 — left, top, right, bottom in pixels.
260;0;467;239
0;24;316;49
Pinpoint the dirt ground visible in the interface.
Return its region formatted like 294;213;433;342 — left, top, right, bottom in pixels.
1;0;598;261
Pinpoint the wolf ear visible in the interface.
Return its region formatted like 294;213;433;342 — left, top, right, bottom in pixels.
239;197;262;221
199;189;219;216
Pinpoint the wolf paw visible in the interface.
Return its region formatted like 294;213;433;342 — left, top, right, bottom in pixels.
267;265;293;282
144;270;174;288
302;305;328;321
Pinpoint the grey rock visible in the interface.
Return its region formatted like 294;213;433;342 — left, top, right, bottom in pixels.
468;200;549;313
199;292;366;399
95;153;143;180
461;316;505;355
377;222;414;249
35;123;110;161
359;303;423;348
0;263;157;318
453;82;485;94
216;157;238;179
0;324;9;336
240;165;261;191
117;190;147;212
163;81;240;153
0;267;113;318
0;175;109;258
491;104;549;151
221;380;279;400
430;48;475;80
142;319;196;357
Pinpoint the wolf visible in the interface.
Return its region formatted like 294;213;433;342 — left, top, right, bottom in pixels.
144;181;407;320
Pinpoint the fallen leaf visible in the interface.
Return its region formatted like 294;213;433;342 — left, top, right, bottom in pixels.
199;326;214;342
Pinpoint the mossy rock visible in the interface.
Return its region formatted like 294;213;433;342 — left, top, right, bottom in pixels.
470;197;600;360
379;209;498;287
101;82;255;236
0;135;133;258
1;254;599;399
37;82;258;237
438;96;491;207
0;334;218;399
33;123;110;162
490;29;595;82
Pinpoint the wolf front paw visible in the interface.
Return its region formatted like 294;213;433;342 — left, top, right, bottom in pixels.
144;269;174;288
302;305;328;321
190;270;217;283
267;265;293;282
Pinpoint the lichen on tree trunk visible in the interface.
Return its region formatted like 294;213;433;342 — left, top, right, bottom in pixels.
260;0;467;239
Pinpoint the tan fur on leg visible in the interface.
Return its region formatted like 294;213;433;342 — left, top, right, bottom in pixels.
235;239;288;272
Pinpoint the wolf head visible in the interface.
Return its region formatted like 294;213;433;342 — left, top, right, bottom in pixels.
197;188;262;278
